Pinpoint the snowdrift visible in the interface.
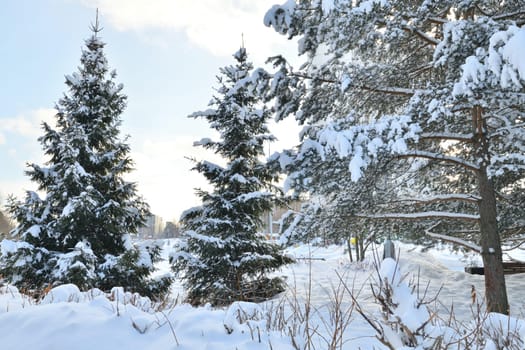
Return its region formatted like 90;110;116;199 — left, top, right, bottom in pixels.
0;242;523;349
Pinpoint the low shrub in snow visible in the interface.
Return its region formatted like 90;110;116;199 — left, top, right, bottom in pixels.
354;257;525;349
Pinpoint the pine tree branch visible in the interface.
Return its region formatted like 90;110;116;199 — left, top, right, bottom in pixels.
396;194;480;205
419;132;474;143
359;84;420;97
426;16;448;25
290;72;421;97
355;211;480;222
424;230;482;253
396;151;479;172
493;10;525;21
377;15;441;46
401;25;440;46
408;63;433;77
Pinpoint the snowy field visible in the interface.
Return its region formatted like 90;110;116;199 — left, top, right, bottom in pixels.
0;240;524;349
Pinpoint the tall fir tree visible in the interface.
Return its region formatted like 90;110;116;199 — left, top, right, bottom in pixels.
0;20;171;298
264;0;525;314
171;47;293;306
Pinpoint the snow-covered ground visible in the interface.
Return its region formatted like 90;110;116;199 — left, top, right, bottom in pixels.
0;240;524;349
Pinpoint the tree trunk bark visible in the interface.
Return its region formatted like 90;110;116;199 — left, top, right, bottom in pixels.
355;236;360;261
358;235;365;262
477;168;509;314
473;105;509;314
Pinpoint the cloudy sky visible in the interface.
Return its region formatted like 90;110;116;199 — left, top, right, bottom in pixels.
0;0;300;222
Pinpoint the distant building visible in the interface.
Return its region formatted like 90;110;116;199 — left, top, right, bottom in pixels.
0;211;13;237
162;221;180;238
137;214;164;239
261;201;302;236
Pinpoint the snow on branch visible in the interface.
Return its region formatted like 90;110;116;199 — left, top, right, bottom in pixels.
186;230;225;247
426;232;481;252
263;0;297;35
397;150;479;172
489;154;525;176
453;25;525;96
424;226;482;252
401;24;440;46
193;138;213;147
398;193;481;204
291;71;422;97
316;114;421;181
236;191;272;203
493;10;525;21
358;84;423;96
356;211;480;222
188;109;216;119
426;16;448;25
419;132;473;142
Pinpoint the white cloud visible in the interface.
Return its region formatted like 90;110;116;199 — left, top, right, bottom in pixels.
128;135;224;222
0;108;56;169
0;108;56;139
80;0;294;62
0;179;37;204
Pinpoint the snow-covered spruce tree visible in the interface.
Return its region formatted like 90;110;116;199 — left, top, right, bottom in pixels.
264;1;525;314
0;22;171;298
171;47;294;306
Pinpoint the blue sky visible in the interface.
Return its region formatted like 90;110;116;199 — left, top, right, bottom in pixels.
0;0;299;221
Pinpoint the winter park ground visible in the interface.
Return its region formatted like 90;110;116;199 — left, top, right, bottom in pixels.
0;241;524;350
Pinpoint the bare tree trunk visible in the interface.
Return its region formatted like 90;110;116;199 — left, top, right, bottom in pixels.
473;105;509;314
355;236;360;261
347;236;353;262
358;235;365;261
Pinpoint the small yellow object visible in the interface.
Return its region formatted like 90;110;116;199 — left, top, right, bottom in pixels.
350;237;357;245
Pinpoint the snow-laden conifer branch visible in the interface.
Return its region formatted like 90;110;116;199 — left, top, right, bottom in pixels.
313;114;422;181
290;72;422;97
358;84;422;97
396;151;479;172
493;10;525;21
419;132;473;142
427;16;448;25
401;25;440;46
356;211;480;222
397;193;480;204
424;226;482;252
